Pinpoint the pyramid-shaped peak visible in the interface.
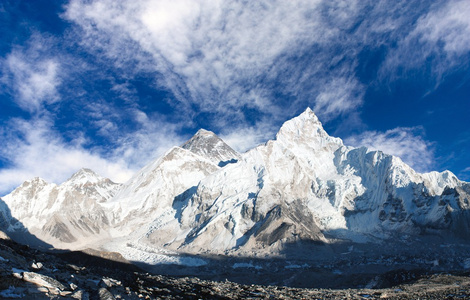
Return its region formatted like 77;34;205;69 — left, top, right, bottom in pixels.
290;107;321;125
70;168;98;178
182;129;224;151
194;128;216;137
276;107;343;148
182;129;240;166
66;168;104;185
277;108;323;135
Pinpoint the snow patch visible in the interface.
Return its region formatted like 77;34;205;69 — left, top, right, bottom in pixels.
284;263;309;269
232;262;263;270
111;241;207;266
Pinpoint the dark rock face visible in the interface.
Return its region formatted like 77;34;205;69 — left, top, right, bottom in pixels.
181;128;240;166
253;201;325;246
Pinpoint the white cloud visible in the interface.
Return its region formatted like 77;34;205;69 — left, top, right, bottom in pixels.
0;111;183;196
1;42;61;113
461;167;470;181
381;0;470;80
112;111;184;167
220;124;275;154
344;127;435;173
64;0;365;123
62;0;470;124
0;117;132;195
415;0;470;57
314;77;364;121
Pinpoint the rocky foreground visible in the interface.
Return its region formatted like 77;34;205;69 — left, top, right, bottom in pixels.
0;236;469;299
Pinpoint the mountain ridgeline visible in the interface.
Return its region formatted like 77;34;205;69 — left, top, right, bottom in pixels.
1;108;469;262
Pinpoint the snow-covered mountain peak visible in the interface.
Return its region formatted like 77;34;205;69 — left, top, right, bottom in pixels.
275;107;343;152
296;106;318;121
280;107;321;129
68;167;98;179
27;177;49;187
10;177;53;197
194;128;215;137
64;168;109;187
181;129;218;149
181;128;240;166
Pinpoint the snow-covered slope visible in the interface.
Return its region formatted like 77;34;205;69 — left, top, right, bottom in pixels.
98;131;241;261
1;169;120;249
104;146;221;236
102;129;240;233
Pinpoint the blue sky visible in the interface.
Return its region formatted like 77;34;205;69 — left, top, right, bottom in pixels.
1;0;469;195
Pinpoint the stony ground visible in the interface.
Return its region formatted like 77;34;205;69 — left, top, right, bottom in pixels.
1;237;470;299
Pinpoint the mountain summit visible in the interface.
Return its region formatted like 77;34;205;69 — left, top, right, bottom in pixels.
66;168;102;184
276;108;343;150
181;129;240;166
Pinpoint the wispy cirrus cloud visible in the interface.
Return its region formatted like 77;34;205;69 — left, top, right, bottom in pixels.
63;0;470;129
381;0;470;82
0;32;184;195
63;0;363;124
111;110;184;168
344;127;435;173
1;34;61;113
416;0;470;56
314;77;364;122
461;167;470;181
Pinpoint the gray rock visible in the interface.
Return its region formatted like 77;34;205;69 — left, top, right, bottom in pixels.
71;290;90;300
98;287;115;300
101;277;121;288
31;262;43;270
22;271;67;294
